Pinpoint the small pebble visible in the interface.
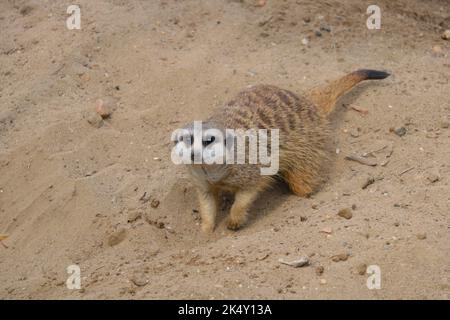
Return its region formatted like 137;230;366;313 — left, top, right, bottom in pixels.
350;128;360;138
315;266;324;276
417;233;427;240
432;45;443;54
131;273;148;287
278;256;310;268
107;229;127;247
427;172;440;183
392;126;407;137
95;98;116;119
19;5;34;16
331;253;349;262
356;263;367;275
301;38;309;45
362;177;375;189
255;0;266;7
337;208;353;220
442;29;450;40
150;199;160;208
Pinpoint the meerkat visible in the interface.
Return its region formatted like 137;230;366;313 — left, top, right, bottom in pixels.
174;69;390;232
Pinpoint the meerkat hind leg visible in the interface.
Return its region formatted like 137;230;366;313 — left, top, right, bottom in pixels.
227;188;260;230
196;188;218;233
284;168;316;198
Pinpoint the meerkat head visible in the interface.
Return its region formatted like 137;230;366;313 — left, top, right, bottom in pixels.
172;120;232;183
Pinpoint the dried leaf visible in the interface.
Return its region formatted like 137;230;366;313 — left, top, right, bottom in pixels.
345;155;378;166
278;256;310;268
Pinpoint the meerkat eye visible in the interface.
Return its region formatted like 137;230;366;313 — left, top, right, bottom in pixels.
177;134;193;145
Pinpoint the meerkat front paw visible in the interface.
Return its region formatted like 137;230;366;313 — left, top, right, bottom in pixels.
201;221;215;233
226;215;246;230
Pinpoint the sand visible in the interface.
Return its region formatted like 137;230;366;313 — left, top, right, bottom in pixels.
0;0;449;299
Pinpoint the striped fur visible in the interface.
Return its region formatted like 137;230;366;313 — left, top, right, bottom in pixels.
183;69;390;232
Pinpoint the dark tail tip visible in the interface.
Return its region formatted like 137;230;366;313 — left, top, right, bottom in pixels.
356;69;390;80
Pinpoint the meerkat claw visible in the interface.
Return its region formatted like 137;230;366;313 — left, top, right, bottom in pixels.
226;216;245;230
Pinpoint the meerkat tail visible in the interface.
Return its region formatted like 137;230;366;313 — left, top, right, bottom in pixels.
307;69;390;116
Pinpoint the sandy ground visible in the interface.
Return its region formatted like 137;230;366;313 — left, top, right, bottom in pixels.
0;0;449;299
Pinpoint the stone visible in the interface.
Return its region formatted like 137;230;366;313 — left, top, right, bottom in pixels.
441;30;450;40
131;273;148;287
356;263;367;275
278;256;310;268
107;229;126;247
315;266;324;276
417;233;427;240
95;97;116;119
393;127;407;137
337;208;353;220
331;253;349;262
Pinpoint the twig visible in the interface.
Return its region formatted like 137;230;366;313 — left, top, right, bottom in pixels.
348;104;369;115
399;167;415;176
